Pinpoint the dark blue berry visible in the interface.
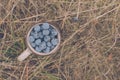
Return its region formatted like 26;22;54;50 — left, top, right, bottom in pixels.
35;39;41;45
43;47;50;53
42;30;50;35
42;23;50;29
34;25;40;32
35;46;41;52
47;42;52;47
39;41;46;50
30;42;36;48
51;39;58;46
44;36;51;42
29;36;35;42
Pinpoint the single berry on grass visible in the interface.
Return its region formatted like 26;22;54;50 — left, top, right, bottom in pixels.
73;17;79;22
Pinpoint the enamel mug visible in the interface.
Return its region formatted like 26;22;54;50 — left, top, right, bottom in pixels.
17;23;61;61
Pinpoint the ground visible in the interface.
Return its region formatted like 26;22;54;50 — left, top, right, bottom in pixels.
0;0;120;80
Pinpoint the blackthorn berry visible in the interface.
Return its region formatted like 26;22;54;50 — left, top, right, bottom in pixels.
33;33;39;39
51;39;58;46
39;41;46;50
34;25;40;32
29;36;35;42
35;39;41;45
30;42;36;48
51;29;58;36
35;46;41;52
38;32;44;38
44;36;51;42
42;30;50;35
51;45;55;50
47;42;52;47
43;47;50;53
42;23;50;29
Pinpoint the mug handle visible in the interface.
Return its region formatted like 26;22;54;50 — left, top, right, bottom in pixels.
18;48;32;61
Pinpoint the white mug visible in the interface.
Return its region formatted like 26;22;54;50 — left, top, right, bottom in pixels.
17;23;61;61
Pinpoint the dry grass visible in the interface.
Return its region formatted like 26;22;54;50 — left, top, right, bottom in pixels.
0;0;120;80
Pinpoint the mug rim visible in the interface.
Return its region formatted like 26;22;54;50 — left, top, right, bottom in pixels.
26;23;61;56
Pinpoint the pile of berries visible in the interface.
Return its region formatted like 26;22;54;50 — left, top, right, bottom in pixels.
29;23;59;53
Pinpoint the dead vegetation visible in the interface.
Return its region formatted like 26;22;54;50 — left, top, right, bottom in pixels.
0;0;120;80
